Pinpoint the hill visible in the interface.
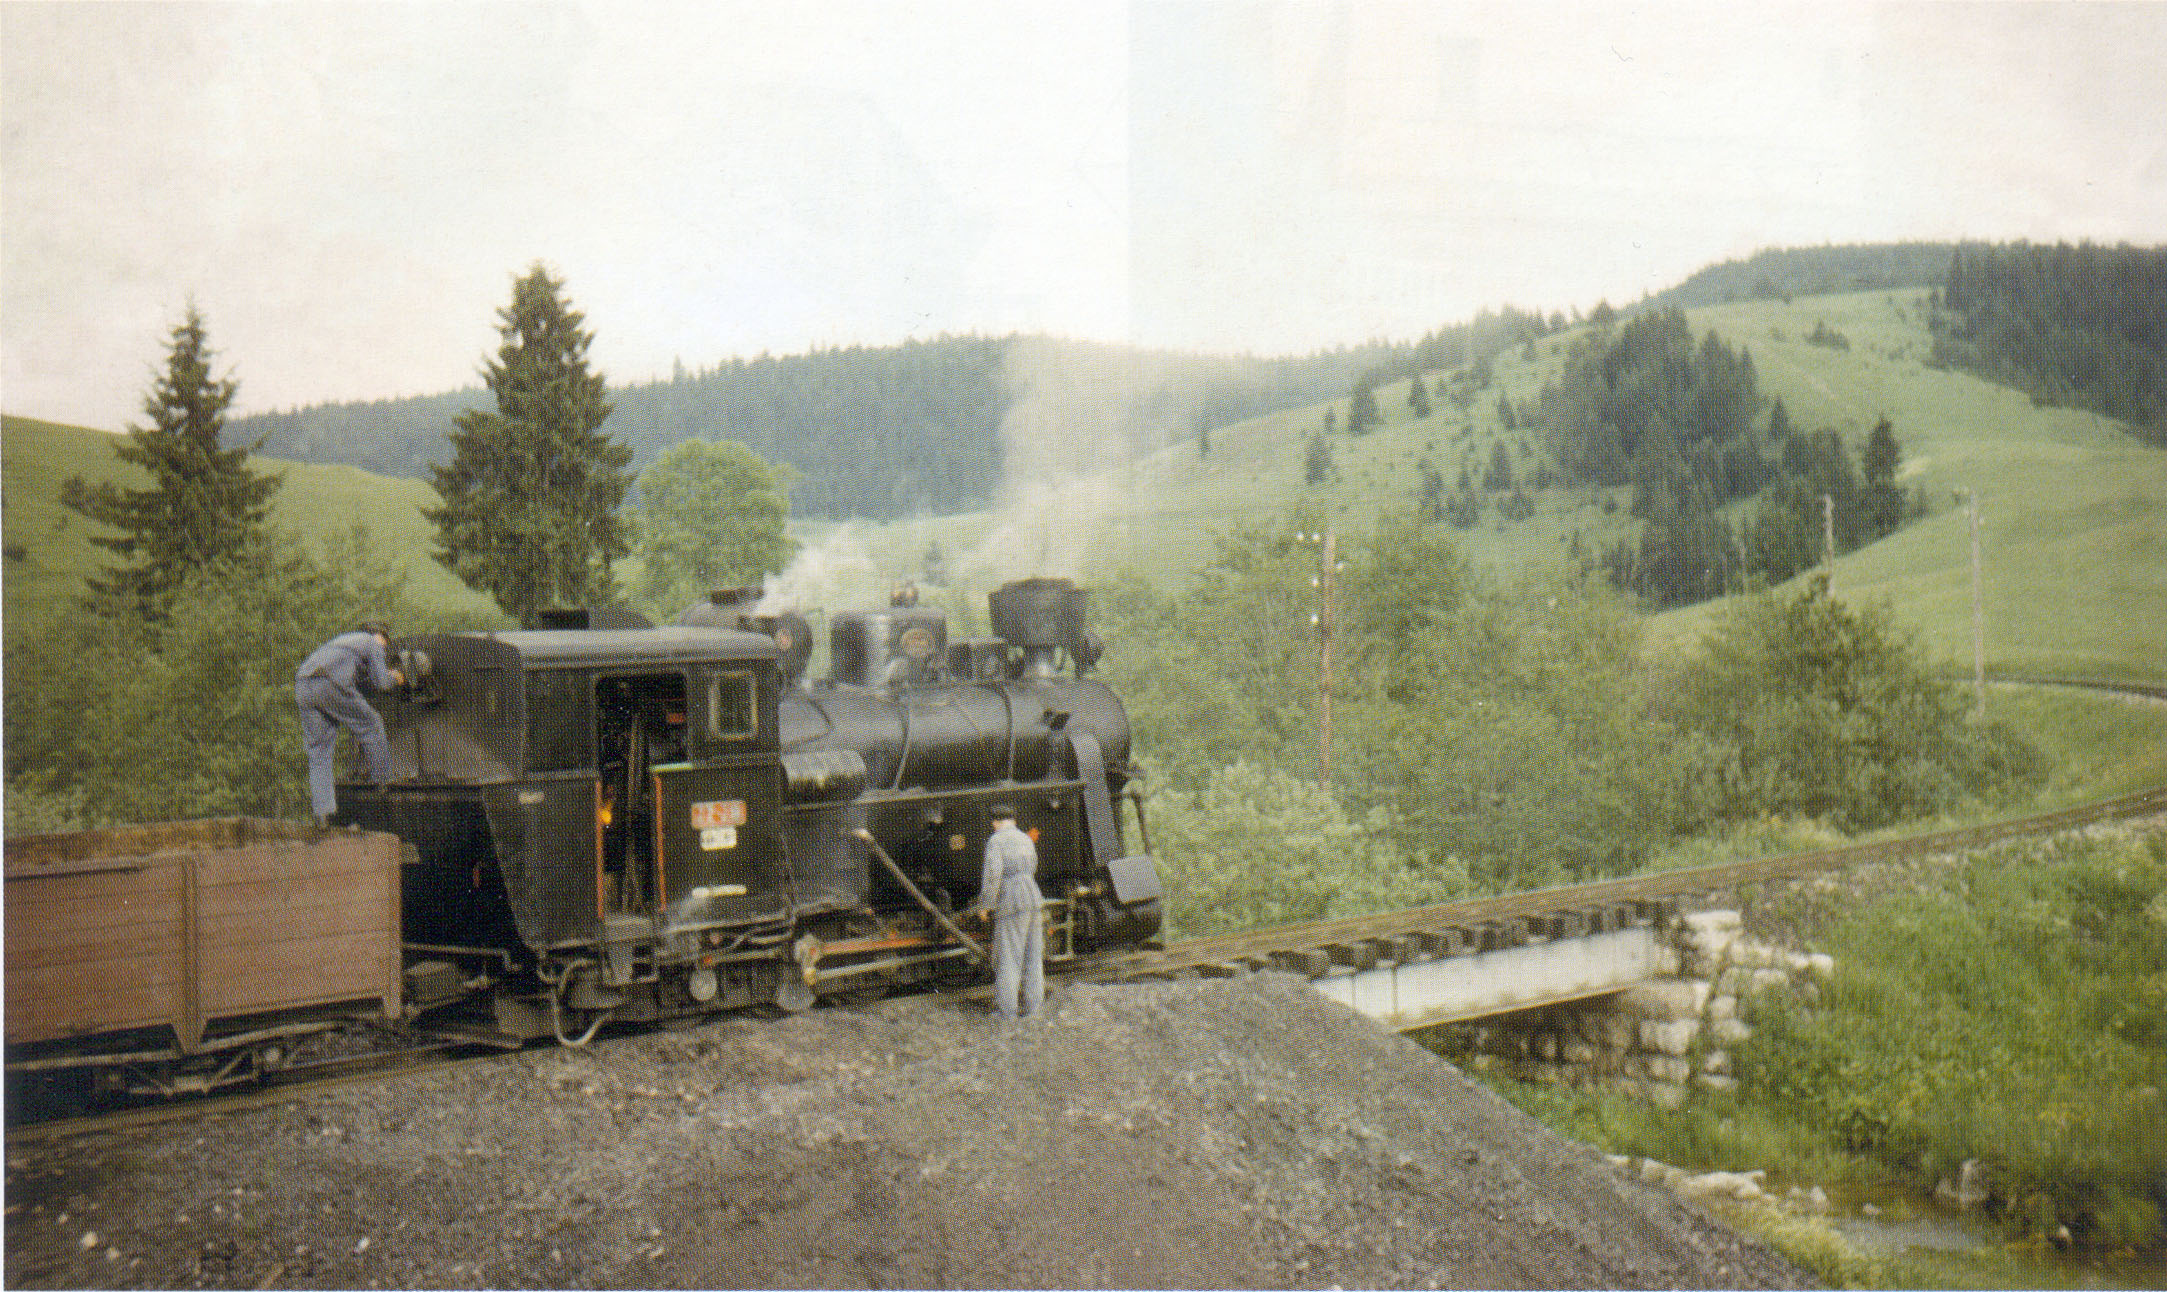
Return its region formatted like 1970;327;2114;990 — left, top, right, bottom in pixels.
1629;242;1955;313
227;336;1410;521
1;415;501;630
1651;291;2166;683
1026;288;2162;686
11;285;2163;687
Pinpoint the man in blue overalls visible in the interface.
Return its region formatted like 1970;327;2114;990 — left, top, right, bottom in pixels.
294;621;404;827
970;805;1044;1020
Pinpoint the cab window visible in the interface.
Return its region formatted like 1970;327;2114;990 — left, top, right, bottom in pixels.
707;669;757;741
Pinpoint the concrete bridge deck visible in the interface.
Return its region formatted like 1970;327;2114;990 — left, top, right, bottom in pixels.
1307;923;1672;1031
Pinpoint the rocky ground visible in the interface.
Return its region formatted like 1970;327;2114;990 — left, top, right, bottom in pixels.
5;973;1814;1289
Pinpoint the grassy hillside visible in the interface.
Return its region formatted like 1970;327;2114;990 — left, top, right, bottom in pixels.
2;415;502;635
1653;292;2166;684
9;288;2162;684
1051;290;2163;686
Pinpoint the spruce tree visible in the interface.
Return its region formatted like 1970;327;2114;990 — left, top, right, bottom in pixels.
427;264;633;625
1484;440;1515;492
1348;382;1381;435
62;304;281;614
1417;461;1444;521
1304;432;1334;486
1861;417;1905;540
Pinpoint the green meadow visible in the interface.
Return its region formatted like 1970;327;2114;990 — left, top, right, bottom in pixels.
7;288;2162;686
1036;291;2164;688
1651;292;2166;686
2;414;501;631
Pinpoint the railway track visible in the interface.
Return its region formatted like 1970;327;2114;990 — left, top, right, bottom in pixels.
18;678;2162;1135
1081;752;2167;989
5;1038;483;1143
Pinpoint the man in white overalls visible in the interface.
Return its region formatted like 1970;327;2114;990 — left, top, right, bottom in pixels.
970;806;1044;1020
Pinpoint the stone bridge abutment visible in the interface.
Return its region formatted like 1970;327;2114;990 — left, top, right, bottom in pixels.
1428;909;1834;1107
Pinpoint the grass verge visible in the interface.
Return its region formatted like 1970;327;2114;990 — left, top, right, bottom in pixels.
1476;827;2167;1287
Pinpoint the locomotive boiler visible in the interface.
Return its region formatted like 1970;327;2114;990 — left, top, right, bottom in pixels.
337;577;1161;1042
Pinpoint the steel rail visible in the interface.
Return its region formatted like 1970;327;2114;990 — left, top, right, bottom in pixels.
6;1041;476;1143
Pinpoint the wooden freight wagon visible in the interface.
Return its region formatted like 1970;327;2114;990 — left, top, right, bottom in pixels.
5;818;401;1096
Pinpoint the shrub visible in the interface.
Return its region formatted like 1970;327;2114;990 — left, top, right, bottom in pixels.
1145;760;1450;938
4;528;416;830
1666;580;2046;831
1735;834;2167;1248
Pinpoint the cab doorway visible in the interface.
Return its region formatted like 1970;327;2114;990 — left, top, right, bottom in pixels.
596;672;686;916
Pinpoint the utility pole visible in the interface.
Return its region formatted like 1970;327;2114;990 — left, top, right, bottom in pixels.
1958;487;1986;717
1315;529;1338;788
1821;494;1836;593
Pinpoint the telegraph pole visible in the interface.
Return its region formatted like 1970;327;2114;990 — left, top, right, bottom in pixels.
1822;494;1836;593
1314;529;1338;788
1959;487;1986;717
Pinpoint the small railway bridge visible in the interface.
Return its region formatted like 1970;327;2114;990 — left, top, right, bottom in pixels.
1085;783;2167;1032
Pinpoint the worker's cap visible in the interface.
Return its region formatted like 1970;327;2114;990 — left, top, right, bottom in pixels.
988;804;1015;821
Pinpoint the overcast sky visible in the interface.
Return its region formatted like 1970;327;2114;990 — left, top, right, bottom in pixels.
5;1;2164;433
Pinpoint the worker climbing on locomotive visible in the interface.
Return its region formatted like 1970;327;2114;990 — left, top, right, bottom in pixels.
293;621;404;828
971;805;1046;1020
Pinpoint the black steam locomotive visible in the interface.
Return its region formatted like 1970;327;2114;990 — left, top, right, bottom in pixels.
339;578;1162;1042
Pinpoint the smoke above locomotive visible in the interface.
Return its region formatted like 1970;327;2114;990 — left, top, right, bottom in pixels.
338;578;1159;1039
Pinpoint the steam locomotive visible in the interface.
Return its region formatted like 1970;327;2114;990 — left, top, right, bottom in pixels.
340;577;1162;1043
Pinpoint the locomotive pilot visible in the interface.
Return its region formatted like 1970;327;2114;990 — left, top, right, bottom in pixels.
969;805;1045;1020
294;621;404;829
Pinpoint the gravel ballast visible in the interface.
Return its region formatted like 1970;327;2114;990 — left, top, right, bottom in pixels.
5;973;1814;1288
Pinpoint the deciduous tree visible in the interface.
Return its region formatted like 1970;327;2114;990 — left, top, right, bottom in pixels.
633;437;797;608
1667;580;2044;831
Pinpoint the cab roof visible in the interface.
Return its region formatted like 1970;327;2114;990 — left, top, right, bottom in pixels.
423;625;780;671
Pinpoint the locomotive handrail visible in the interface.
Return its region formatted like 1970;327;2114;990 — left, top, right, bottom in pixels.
890;694;916;790
971;681;1020;784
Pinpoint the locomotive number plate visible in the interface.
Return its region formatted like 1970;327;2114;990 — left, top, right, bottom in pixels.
700;826;738;851
689;799;746;829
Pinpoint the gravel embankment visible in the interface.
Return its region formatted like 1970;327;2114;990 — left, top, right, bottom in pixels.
5;973;1815;1289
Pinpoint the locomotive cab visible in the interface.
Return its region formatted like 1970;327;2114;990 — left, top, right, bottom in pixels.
338;625;803;1030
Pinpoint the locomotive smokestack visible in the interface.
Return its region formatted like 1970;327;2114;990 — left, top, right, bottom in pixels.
989;578;1095;678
